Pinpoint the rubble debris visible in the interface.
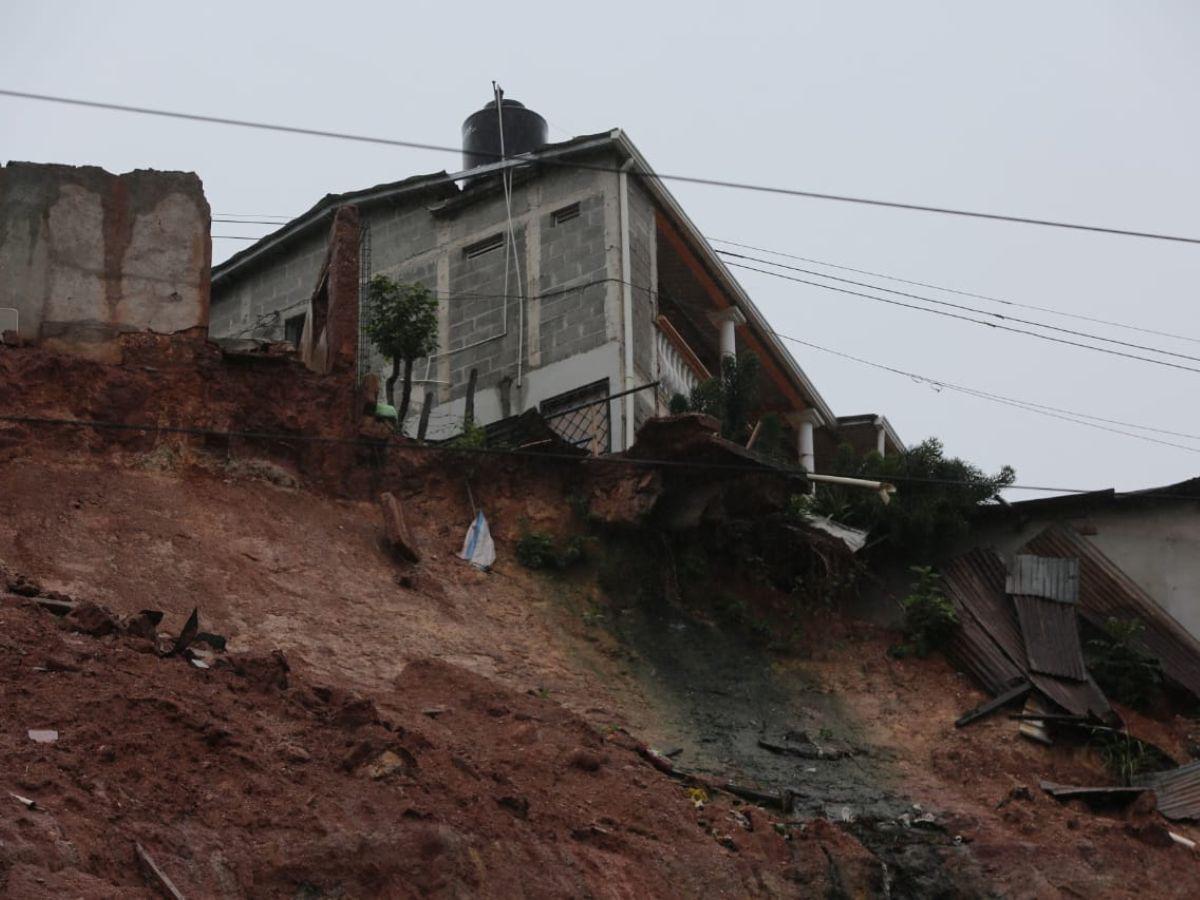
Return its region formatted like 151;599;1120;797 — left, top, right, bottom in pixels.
64;600;118;636
941;548;1112;722
27;728;58;743
1170;832;1197;850
6;573;42;596
122;609;164;640
802;515;869;553
364;749;417;779
1017;694;1053;746
1137;760;1200;822
379;491;420;563
169;608;200;657
1039;781;1148;804
9;791;37;810
135;842;187;900
758;736;855;761
955;680;1031;728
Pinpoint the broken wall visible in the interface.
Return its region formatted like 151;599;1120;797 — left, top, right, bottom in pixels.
0;161;211;360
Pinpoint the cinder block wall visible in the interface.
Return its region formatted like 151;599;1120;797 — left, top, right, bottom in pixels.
207;227;327;340
0;161;210;358
211;153;640;441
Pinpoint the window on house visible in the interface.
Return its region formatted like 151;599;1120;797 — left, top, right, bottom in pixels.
283;312;306;347
551;202;581;226
463;233;504;259
540;379;611;455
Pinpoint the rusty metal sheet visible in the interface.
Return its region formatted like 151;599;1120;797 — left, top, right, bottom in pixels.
941;549;1026;695
1006;555;1078;604
1023;526;1200;701
1138;761;1200;821
941;548;1111;720
1040;780;1147;803
1012;594;1089;681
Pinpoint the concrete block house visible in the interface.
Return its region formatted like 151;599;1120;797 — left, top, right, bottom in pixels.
209;97;902;466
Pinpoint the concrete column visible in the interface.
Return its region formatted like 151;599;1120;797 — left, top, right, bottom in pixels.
875;420;887;456
708;308;747;361
786;409;825;473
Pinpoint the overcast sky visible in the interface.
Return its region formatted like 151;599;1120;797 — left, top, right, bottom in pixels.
4;1;1199;495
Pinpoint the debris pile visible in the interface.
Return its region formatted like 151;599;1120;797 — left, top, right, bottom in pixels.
942;529;1200;827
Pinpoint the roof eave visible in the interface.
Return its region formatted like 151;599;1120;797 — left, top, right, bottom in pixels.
609;129;838;426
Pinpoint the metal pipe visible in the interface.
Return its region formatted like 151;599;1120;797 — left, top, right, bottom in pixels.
618;158;637;449
808;472;897;505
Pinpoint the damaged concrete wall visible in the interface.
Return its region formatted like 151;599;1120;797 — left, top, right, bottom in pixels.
0;161;210;359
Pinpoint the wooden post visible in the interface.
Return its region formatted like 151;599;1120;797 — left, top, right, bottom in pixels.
417;390;434;442
463;368;478;431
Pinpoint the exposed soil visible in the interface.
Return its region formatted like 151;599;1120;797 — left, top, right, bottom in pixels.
1;596;884;898
4;442;1200;897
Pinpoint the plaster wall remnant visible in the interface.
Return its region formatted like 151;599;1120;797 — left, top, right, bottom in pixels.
0;161;210;361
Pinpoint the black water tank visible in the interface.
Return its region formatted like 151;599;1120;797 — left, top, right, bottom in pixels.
461;98;549;171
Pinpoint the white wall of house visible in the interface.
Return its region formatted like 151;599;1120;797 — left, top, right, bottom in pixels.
402;339;626;447
973;506;1200;640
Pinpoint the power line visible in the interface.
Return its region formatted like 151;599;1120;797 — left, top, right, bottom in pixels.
770;331;1200;454
5;87;1200;246
213;218;293;226
7;412;1196;498
708;237;1200;346
725;261;1200;375
219;271;1200;452
718;250;1200;365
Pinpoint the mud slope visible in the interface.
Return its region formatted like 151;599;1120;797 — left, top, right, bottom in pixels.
0;453;621;715
0;599;885;898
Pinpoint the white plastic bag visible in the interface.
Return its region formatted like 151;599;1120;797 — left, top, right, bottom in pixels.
459;510;496;570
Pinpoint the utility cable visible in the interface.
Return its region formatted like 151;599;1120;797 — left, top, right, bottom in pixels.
708;237;1200;346
770;331;1200;454
5;88;1200;245
719;250;1200;365
8;411;1197;497
725;261;1200;375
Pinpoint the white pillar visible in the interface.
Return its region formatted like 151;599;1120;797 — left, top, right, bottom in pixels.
786;409;825;473
709;308;746;362
875;422;887;456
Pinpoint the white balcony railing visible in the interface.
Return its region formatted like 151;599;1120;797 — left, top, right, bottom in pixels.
655;317;710;408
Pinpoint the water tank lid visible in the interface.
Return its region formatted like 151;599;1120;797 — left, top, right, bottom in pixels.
479;98;528;110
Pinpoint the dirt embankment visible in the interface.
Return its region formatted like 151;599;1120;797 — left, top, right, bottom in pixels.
2;595;886;898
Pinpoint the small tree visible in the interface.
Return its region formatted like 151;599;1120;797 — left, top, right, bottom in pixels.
678;352;762;442
897;565;959;658
1086;618;1163;710
363;276;438;430
811;437;1014;563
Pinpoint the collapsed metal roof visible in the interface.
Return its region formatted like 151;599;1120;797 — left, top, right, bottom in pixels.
941;548;1112;720
1023;525;1200;701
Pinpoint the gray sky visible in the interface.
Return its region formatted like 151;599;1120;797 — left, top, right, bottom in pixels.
4;1;1199;495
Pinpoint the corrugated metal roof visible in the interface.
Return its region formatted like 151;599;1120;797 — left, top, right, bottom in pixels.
1139;761;1200;821
942;549;1026;696
1013;594;1089;681
1023;526;1200;701
1006;555;1078;604
941;548;1111;720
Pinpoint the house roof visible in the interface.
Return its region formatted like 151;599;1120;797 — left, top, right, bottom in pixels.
988;476;1200;518
835;414;905;452
210;128;840;424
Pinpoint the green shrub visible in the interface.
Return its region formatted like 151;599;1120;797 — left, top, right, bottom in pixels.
896;566;959;658
812;438;1015;564
450;424;487;449
1086;618;1163;710
516;531;587;571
